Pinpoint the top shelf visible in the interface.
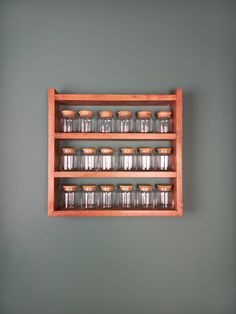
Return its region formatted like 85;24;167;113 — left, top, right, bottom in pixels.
54;93;176;106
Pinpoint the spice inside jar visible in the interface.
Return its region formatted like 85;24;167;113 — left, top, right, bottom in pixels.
98;147;116;170
116;111;134;133
136;111;153;133
98;111;115;133
78;110;95;133
61;110;77;132
155;111;173;133
156;185;174;209
137;147;155;170
60;147;78;171
156;147;173;170
80;147;97;170
119;147;137;170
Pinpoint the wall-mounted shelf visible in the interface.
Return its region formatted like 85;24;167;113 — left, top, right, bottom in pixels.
48;88;183;217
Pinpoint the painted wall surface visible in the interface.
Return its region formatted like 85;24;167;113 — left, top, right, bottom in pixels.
0;1;235;313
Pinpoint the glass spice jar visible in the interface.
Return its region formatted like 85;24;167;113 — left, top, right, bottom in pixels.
60;147;78;171
78;110;95;132
98;110;115;133
61;110;77;132
137;147;155;170
118;185;135;208
99;185;115;208
155;111;173;133
61;185;79;209
136;111;153;133
116;111;134;133
98;147;116;171
80;147;97;170
81;185;97;209
137;185;154;208
156;148;173;171
156;185;174;209
119;147;137;170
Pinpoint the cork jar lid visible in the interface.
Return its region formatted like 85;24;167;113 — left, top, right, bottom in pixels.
119;185;133;192
82;185;97;192
138;185;153;192
78;110;94;118
81;147;96;155
137;111;152;119
61;147;77;155
61;110;77;118
99;110;114;119
138;147;154;154
120;147;136;154
62;185;78;192
100;185;114;192
156;147;173;155
117;110;132;119
99;147;114;154
156;111;172;119
157;185;173;192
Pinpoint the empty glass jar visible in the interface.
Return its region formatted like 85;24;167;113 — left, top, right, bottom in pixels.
81;185;97;208
60;147;78;171
80;148;97;170
99;185;115;208
61;185;79;209
155;111;173;133
136;111;153;133
137;147;155;170
61;110;77;132
119;147;137;170
156;185;174;209
98;110;115;133
118;185;135;208
116;111;134;133
78;110;95;132
137;185;154;208
156;148;173;171
98;147;116;170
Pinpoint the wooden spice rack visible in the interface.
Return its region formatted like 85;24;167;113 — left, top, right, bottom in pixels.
48;88;183;216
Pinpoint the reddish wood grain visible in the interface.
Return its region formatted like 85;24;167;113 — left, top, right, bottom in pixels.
54;171;177;178
49;209;181;217
55;133;176;140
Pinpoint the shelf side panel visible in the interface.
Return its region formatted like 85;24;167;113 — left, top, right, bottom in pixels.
48;88;57;215
175;88;183;215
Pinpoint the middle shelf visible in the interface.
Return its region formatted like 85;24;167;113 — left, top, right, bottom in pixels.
55;133;176;140
54;171;177;178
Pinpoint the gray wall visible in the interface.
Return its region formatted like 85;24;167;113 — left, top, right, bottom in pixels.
0;0;235;313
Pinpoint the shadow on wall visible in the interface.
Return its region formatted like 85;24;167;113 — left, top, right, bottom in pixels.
183;90;197;215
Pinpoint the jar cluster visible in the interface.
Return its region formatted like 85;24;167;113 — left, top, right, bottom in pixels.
61;110;173;133
61;184;174;209
60;147;173;171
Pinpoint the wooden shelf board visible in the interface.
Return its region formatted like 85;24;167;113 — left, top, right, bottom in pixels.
54;171;176;178
55;94;176;105
49;209;181;217
55;133;176;140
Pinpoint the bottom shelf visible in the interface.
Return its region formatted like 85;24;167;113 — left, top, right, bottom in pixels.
49;208;182;217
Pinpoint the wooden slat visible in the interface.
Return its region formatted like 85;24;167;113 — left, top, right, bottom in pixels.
55;93;176;105
175;88;183;215
54;171;176;178
49;209;181;217
48;88;56;215
55;133;176;140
